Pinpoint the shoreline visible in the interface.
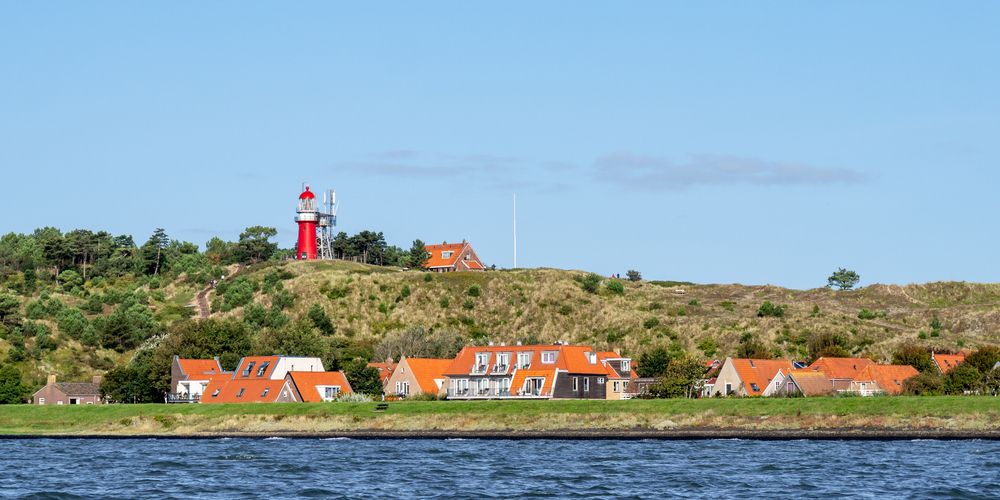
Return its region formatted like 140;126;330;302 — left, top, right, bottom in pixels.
3;428;1000;440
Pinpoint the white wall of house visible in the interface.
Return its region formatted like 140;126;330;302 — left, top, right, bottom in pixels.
271;357;324;379
762;370;785;397
175;380;210;397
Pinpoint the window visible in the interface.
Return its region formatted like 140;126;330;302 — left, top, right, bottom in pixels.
242;362;255;377
597;378;605;384
517;352;532;369
57;401;64;405
38;398;45;405
621;360;631;372
396;381;409;395
474;352;490;373
586;352;597;364
573;377;579;391
584;378;590;392
750;383;760;392
613;381;620;392
212;389;221;397
256;362;270;377
541;351;557;364
495;352;511;372
323;387;341;400
261;388;270;398
442;251;453;259
725;383;732;395
500;378;511;394
236;388;245;398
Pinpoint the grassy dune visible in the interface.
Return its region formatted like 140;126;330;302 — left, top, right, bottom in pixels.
218;260;1000;360
1;397;997;436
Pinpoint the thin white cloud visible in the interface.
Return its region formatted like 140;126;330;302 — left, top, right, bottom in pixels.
594;152;867;189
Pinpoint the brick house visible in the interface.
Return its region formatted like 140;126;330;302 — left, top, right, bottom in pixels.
385;356;453;398
33;374;104;405
424;240;485;272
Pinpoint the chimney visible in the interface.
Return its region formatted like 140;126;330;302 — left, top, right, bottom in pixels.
92;375;103;386
500;342;506;347
515;341;522;346
488;341;494;346
47;374;56;385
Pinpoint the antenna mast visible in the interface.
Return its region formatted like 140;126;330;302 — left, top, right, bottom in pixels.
513;193;517;269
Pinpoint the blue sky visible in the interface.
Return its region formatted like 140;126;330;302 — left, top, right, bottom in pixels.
1;2;998;288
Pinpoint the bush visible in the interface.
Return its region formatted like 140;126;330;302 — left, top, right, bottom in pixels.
626;270;642;282
400;285;411;299
606;330;625;344
221;277;257;311
757;301;785;318
902;371;944;395
423;273;433;283
580;273;601;294
271;289;295;311
697;338;718;358
307;304;336;336
439;297;450;309
605;280;625;295
462;299;474;310
719;301;735;312
56;308;89;340
558;304;573;316
467;284;481;297
643;317;660;330
943;364;982;395
858;309;883;320
892;343;934;373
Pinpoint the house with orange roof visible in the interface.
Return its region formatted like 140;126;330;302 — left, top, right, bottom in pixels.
424;240;485;272
367;358;397;387
848;364;919;396
931;352;966;374
198;355;349;404
168;356;230;403
385;356;454;398
285;371;353;402
443;343;635;399
806;357;875;391
598;351;639;400
710;357;794;397
778;370;835;397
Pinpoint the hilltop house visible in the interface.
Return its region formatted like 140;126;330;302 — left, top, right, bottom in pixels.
932;352;966;374
444;343;636;400
424;240;485;272
168;356;230;403
199;355;350;404
805;357;875;391
711;358;793;397
778;370;835;397
33;375;103;405
849;364;919;396
386;356;453;398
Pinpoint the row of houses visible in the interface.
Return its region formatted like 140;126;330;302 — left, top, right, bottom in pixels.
31;343;975;404
707;351;966;398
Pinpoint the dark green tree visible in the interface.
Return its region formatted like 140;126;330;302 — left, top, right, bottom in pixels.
625;270;642;282
140;228;170;276
647;355;705;398
902;371;944;396
344;359;383;396
307;304;336;336
407;239;430;270
580;273;601;294
892;343;934;373
943;364;982;395
737;332;773;359
827;268;861;291
637;347;671;378
0;365;28;404
234;226;278;264
0;292;20;327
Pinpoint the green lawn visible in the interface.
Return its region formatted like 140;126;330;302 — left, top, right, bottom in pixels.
0;397;996;435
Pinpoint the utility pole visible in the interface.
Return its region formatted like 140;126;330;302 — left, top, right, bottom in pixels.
513;193;517;269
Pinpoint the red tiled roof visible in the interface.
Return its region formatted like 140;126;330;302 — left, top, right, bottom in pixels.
368;361;397;384
933;353;965;374
401;358;454;394
853;364;919;395
464;260;484;270
287;371;353;402
807;357;875;380
425;242;466;269
202;378;292;404
233;356;281;379
786;370;834;396
177;358;225;378
730;358;793;396
444;345;608;376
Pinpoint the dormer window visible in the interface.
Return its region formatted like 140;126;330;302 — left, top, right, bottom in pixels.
621;360;631;372
242;362;255;377
541;351;557;364
517;352;531;369
442;251;453;259
474;352;490;373
256;361;270;377
586;352;597;364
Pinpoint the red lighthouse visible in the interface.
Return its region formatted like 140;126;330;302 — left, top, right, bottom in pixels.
295;186;318;260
